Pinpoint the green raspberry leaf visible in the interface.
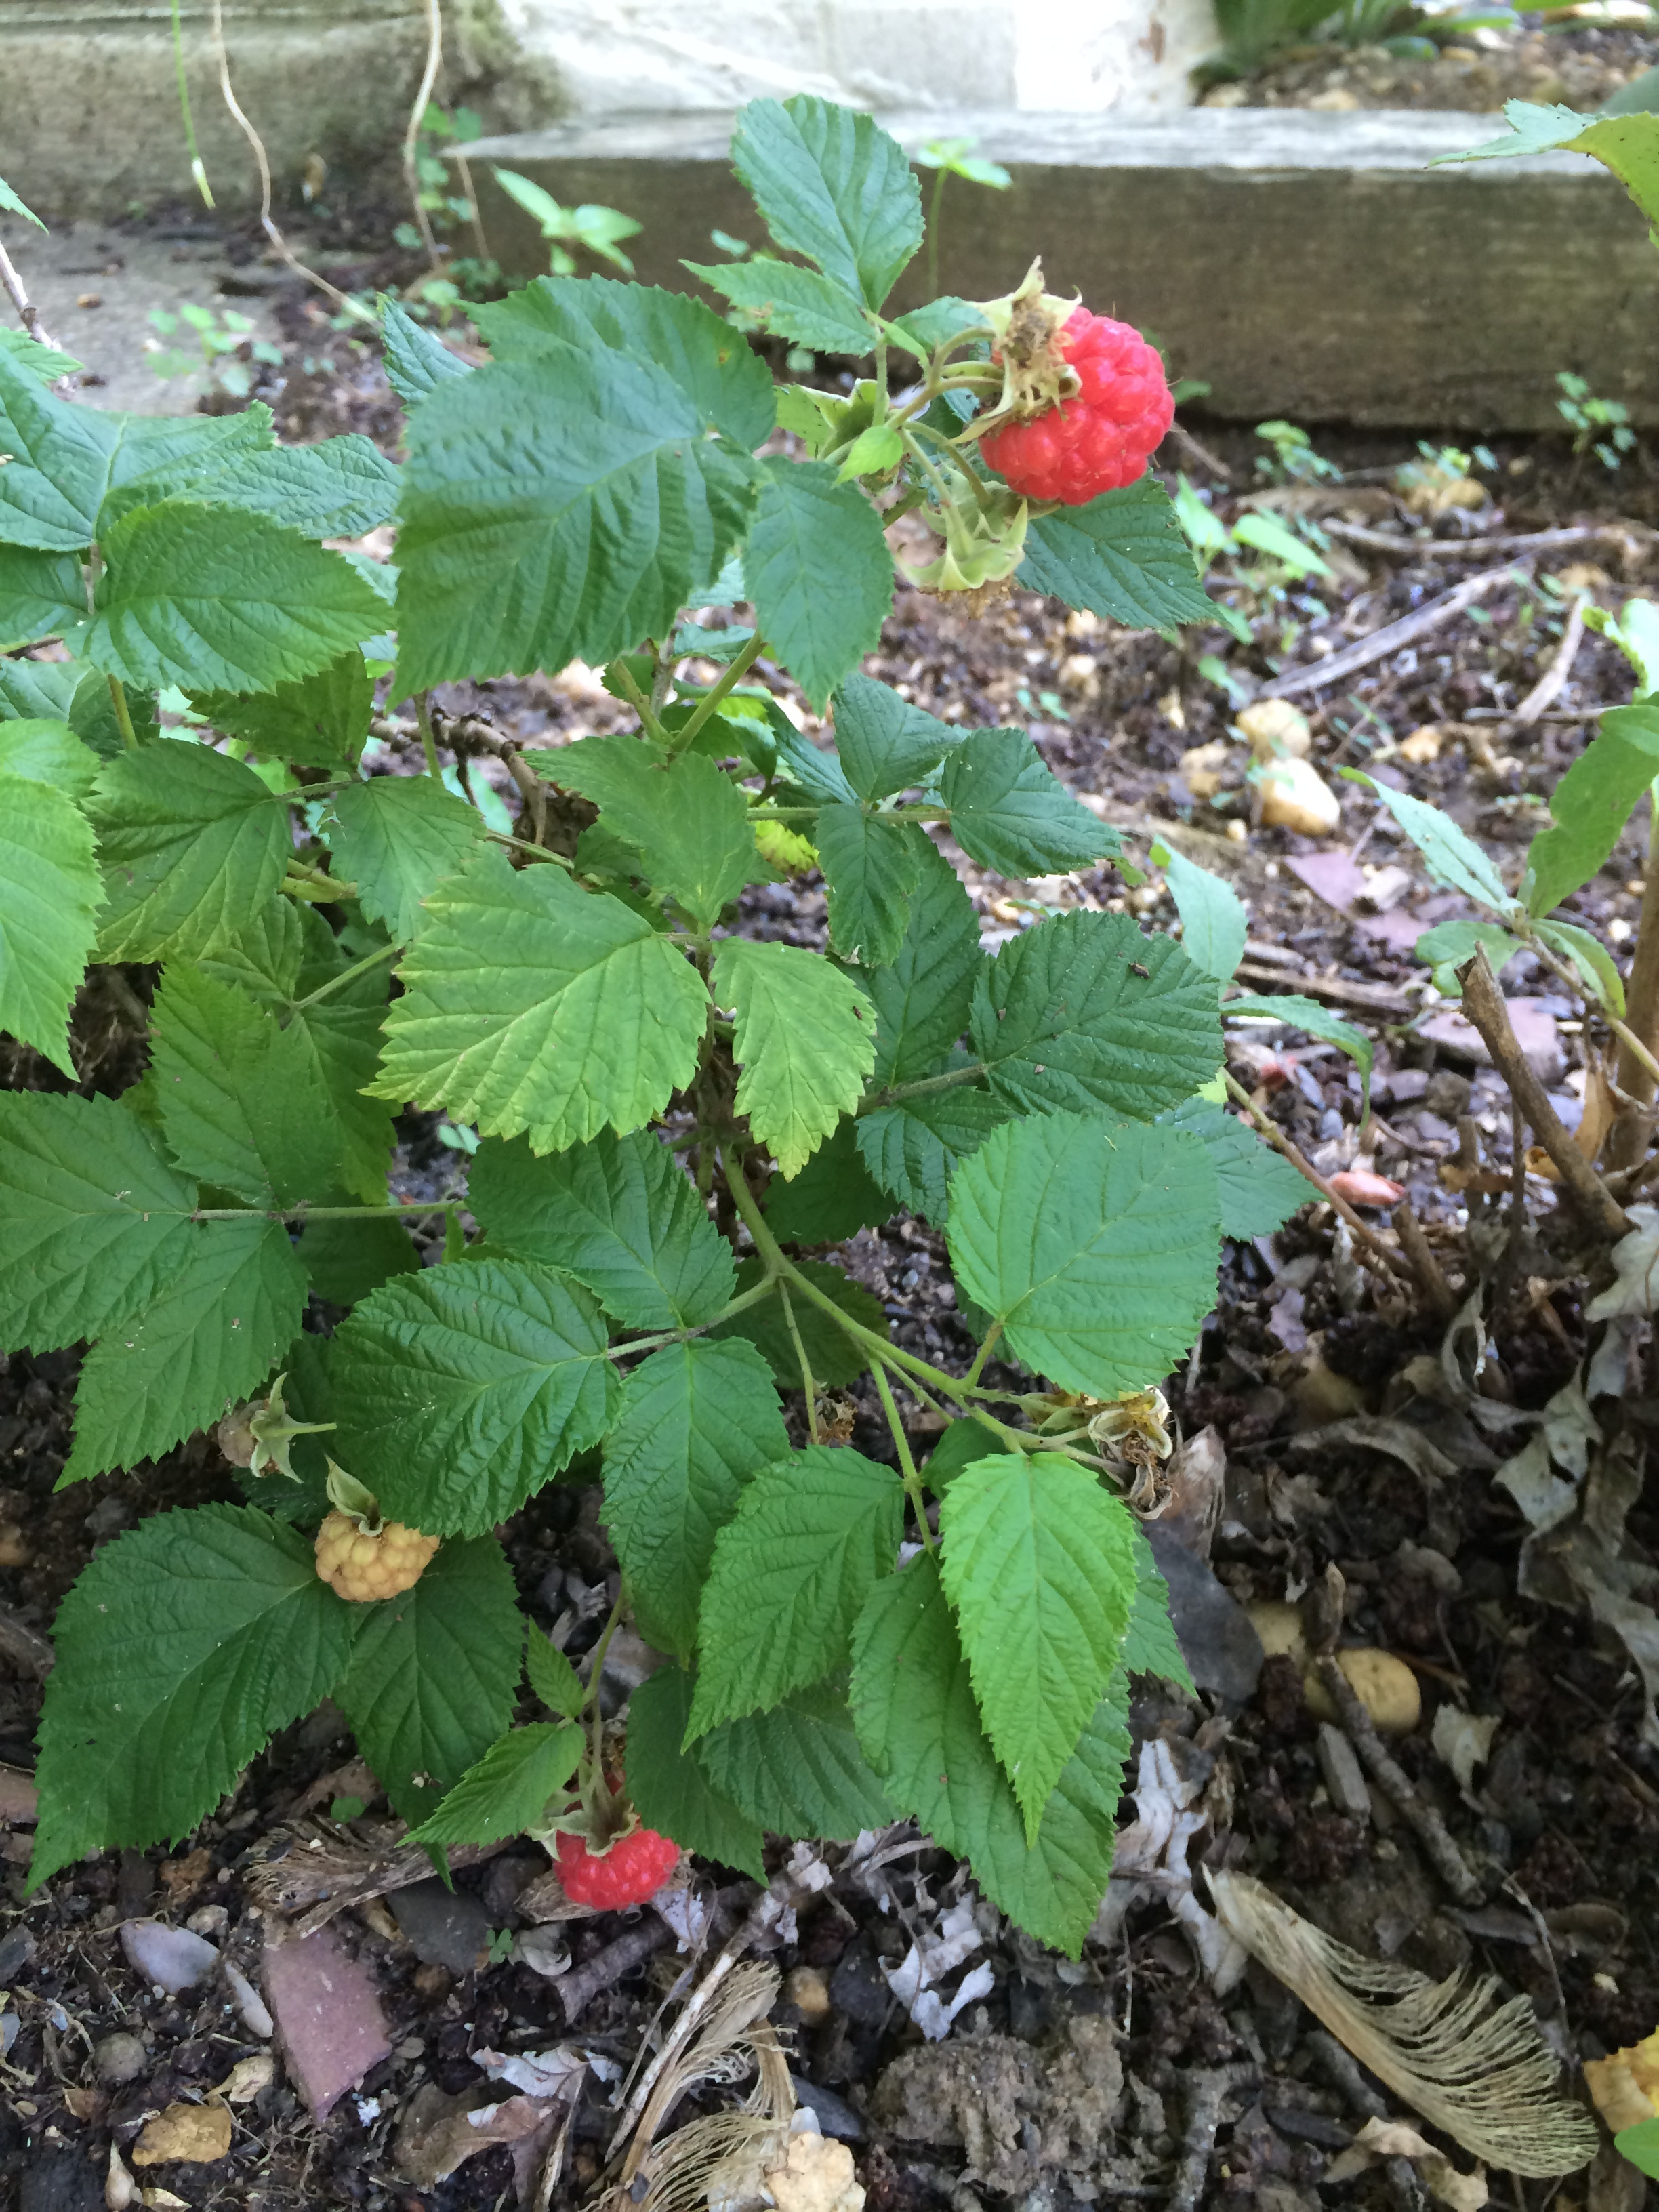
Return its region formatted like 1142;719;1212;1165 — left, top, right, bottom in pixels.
64;1220;308;1482
470;1130;735;1332
863;839;983;1086
856;1086;1011;1227
1161;1098;1307;1240
1019;480;1216;631
331;1258;619;1538
696;1678;896;1839
0;764;100;1078
409;1722;584;1848
0;714;104;798
832;674;958;801
336;1535;526;1824
939;728;1120;879
684;258;876;356
379;294;472;407
850;1555;1130;1957
191;651;373;771
0;545;85;647
30;1503;358;1888
327;774;489;943
88;743;292;962
180;434;401;541
947;1113;1220;1399
371;851;708;1152
602;1338;788;1660
713;1259;888;1389
287;1000;398;1206
550;737;757;928
623;1664;766;1878
688;1445;904;1740
299;1215;419;1306
525;1631;586;1721
972;909;1222;1120
939;1452;1139;1841
732;96;922;308
764;1119;891;1245
746;459;893;712
1122;1523;1195;1693
815;804;926;968
713;936;876;1177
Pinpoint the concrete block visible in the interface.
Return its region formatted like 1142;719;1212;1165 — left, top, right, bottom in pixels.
464;107;1659;432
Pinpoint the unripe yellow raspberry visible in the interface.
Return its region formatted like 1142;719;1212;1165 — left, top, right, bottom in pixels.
314;1510;438;1601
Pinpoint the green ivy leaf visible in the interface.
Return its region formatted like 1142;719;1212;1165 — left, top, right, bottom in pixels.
832;674;958;800
696;1678;895;1839
862;839;983;1087
1122;1524;1195;1692
1161;1098;1307;1240
765;1119;892;1244
714;1258;888;1389
684;257;876;354
327;774;489;942
1019;481;1216;631
688;1446;904;1739
0;545;85;646
64;1220;308;1482
409;1723;584;1847
939;729;1120;879
550;738;756;928
1523;704;1659;920
714;936;877;1176
330;1258;619;1538
192;651;373;771
746;459;893;711
602;1337;788;1659
470;1129;735;1331
855;1086;1012;1227
972;910;1222;1120
850;1555;1130;1957
379;294;472;406
0;1092;197;1351
0;764;100;1078
939;1452;1139;1841
815;804;927;968
87;743;292;962
947;1112;1220;1398
371;851;708;1153
1151;842;1248;985
731;96;922;308
30;1504;358;1888
335;1536;526;1824
623;1664;766;1877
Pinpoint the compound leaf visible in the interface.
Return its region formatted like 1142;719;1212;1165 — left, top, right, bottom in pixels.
550;737;756;927
0;715;100;797
409;1722;583;1847
380;294;472;405
832;674;957;800
1019;480;1215;631
856;1085;1012;1225
746;459;893;711
816;804;926;968
732;96;922;308
863;838;983;1086
0;766;100;1077
195;434;401;541
287;1000;398;1204
327;774;489;942
696;1678;895;1839
714;936;876;1176
1162;1097;1307;1240
0;545;85;646
765;1118;892;1244
684;257;875;355
525;1633;586;1720
940;728;1119;879
623;1664;766;1877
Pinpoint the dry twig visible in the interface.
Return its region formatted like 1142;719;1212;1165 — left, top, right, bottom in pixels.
0;232;60;353
403;0;446;272
1391;1200;1458;1322
1324;518;1650;560
1514;594;1587;726
1261;564;1525;701
1311;1657;1482;1904
1167;2064;1259;2212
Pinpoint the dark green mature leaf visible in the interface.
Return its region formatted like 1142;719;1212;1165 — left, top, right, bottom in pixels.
850;1556;1131;1956
746;459;893;711
765;716;856;804
0;544;84;645
1122;1524;1194;1692
88;743;291;962
940;1452;1139;1839
550;736;756;927
862;839;983;1086
765;1119;891;1244
380;294;472;406
371;851;708;1153
714;1258;888;1388
816;804;926;968
335;1536;525;1824
1221;993;1373;1107
148;968;342;1206
394;345;760;694
1019;480;1215;630
922;1418;1016;1491
476;274;775;452
327;774;489;942
188;434;401;540
409;1723;584;1847
299;1214;419;1305
832;674;957;800
714;935;877;1176
602;1337;788;1658
973;910;1222;1119
940;728;1119;880
68;665;158;756
689;1446;905;1738
331;1258;619;1537
470;1129;735;1330
192;651;373;770
732;96;922;307
64;1221;308;1481
948;1112;1221;1398
1162;1098;1307;1240
85;501;385;695
525;1632;586;1719
684;257;875;354
0;1092;197;1351
624;1664;766;1877
1355;774;1517;914
1523;704;1659;918
697;1679;895;1838
0;764;100;1078
30;1504;357;1887
287;1001;398;1205
856;1084;1011;1225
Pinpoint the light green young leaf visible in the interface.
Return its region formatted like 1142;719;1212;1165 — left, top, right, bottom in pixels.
863;838;983;1086
0;327;81;384
1233;511;1335;581
972;909;1222;1120
1151;841;1248;985
948;1112;1221;1398
1122;1524;1195;1692
1221;993;1373;1108
85;501;384;695
371;851;708;1152
327;774;489;942
64;1221;307;1482
837;422;905;481
29;1503;357;1887
409;1723;584;1847
714;936;876;1176
815;804;926;967
1019;481;1216;632
0;544;87;647
1354;773;1518;915
0;714;101;797
855;1086;1010;1225
849;1556;1131;1957
602;1337;789;1658
696;1678;895;1839
335;1536;525;1824
1414;917;1524;995
379;293;472;406
0;176;44;227
1587;598;1659;698
331;1258;619;1538
1536;917;1626;1017
1160;1098;1307;1240
87;743;291;962
832;674;958;800
470;1129;735;1330
1522;704;1659;920
684;257;876;354
1437;98;1659;232
940;1452;1140;1841
525;1631;586;1721
712;1258;888;1389
550;737;756;927
623;1664;766;1877
192;651;373;771
746;458;893;712
0;766;100;1077
939;729;1120;879
765;1118;892;1244
688;1446;905;1738
0;1092;197;1351
731;96;922;307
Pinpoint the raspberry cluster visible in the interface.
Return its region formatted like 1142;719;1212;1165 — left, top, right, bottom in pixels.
314;1511;438;1602
981;307;1173;506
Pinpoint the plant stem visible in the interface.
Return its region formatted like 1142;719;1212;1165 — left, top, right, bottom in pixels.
607;656;670;745
169;0;214;206
415;693;443;779
106;676;139;752
1223;1073;1419;1286
1527;928;1659;1092
870;1357;934;1551
288;937;400;1014
856;1062;987;1117
963;1320;1002;1389
778;1282;821;1443
403;0;446;273
191;1200;466;1221
669;632;766;753
1611;785;1659;1169
488;825;575;870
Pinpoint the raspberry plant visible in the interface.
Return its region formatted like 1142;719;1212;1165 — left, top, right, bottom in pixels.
1;98;1309;1954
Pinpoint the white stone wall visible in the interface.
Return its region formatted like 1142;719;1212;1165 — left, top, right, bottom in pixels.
497;0;1217;117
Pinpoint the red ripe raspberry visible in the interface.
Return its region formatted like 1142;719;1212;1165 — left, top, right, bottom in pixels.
981;308;1174;506
554;1822;682;1910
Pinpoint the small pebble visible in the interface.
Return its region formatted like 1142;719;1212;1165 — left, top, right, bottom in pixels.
121;1917;218;1994
1315;1721;1373;1822
784;1965;832;2022
224;1959;274;2039
95;2030;148;2085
